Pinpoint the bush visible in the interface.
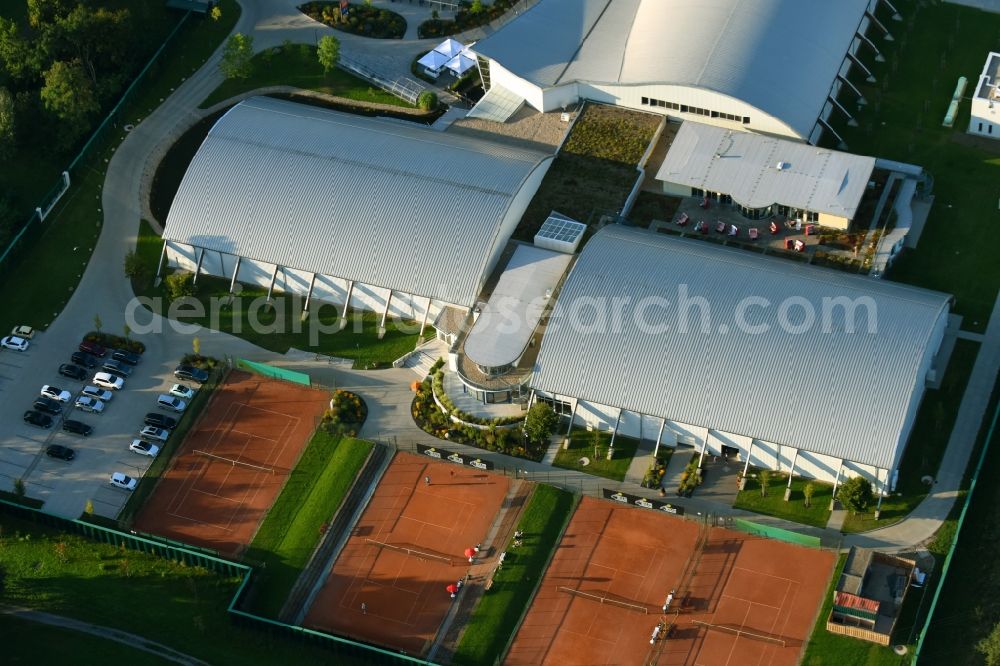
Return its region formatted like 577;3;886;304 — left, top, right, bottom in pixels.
838;476;874;514
83;331;145;354
301;2;406;39
417;91;438;111
164;271;197;299
180;353;219;370
321;389;368;437
523;403;558;444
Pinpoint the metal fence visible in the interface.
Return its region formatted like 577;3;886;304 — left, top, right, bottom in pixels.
237;358;312;386
0;10;192;277
337;53;424;106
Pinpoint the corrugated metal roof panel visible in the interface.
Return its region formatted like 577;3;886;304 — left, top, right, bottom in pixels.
163;97;552;307
531;226;950;469
656;122;876;219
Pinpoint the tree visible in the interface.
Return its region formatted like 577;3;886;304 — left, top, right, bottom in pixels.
803;481;815;508
192;336;201;357
40;59;99;142
93;313;102;332
838;476;874;514
0;87;15;158
165;271;197;299
523;403;559;444
317;35;340;74
84;499;94;516
210;5;222;21
220;33;254;79
123;248;146;281
0;18;42;82
470;0;484;14
417;90;438;111
758;469;771;497
978;622;1000;666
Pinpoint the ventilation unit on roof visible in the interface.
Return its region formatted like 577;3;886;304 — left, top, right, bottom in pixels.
776;161;790;171
535;212;587;254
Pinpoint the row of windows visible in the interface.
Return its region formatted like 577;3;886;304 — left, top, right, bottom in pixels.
692;191;821;222
978;122;994;134
641;96;750;124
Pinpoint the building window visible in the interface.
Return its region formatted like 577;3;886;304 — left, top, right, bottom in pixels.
991;124;994;134
743;116;751;124
979;122;984;132
641;96;649;105
776;205;790;217
806;211;819;222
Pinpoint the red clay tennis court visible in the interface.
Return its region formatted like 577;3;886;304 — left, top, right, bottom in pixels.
304;452;510;657
133;370;329;557
506;496;834;666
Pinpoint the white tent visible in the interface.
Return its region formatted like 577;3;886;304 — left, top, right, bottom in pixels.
434;38;465;59
445;51;477;76
418;49;451;72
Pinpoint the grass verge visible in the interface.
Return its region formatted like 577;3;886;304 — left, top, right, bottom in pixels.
452;485;576;665
117;366;224;527
841;340;979;532
0;615;171;665
244;434;373;618
200;44;415;109
734;472;833;529
0;512;364;665
552;427;640;482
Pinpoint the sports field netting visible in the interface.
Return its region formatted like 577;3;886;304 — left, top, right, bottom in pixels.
730;518;822;548
237;359;311;386
193;449;276;475
364;538;457;565
558;586;650;614
693;620;787;647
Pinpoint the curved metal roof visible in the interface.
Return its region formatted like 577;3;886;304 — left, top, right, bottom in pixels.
473;0;870;139
163;97;552;307
531;226;950;469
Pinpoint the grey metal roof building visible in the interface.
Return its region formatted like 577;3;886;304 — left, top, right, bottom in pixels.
657;122;877;221
473;0;886;142
163;97;553;308
531;226;950;470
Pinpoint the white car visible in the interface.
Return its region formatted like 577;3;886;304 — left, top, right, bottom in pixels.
74;396;105;414
1;335;29;351
81;385;113;402
109;472;137;491
168;384;196;401
139;425;169;442
40;385;72;403
129;439;160;458
92;372;124;391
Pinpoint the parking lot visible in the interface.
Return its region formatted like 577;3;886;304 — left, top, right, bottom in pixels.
0;330;200;519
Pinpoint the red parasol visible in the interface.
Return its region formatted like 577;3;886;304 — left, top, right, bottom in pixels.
446;584;458;594
464;548;476;558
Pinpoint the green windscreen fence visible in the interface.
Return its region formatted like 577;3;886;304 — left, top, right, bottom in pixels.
731;518;823;549
237;359;311;386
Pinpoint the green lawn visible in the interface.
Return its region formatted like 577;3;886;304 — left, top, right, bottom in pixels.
200;44;416;109
0;1;240;337
244;434;373;618
0;513;356;666
841;340;979;533
118;366;223;527
734;472;833;529
552;427;640;482
452;485;576;666
827;2;1000;331
0;615;172;665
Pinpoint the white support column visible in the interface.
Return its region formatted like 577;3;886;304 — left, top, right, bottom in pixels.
339;280;354;331
653;418;666;459
155;241;168;279
418;297;432;337
378;290;393;340
266;264;280;301
830;460;844;511
866;10;893;40
856;32;885;62
698;431;710;467
740;440;754;491
874;468;886;519
784;449;799;501
228;256;241;294
565;401;578;436
847;52;877;83
829;95;859;126
607;409;622;461
838;73;867;105
881;0;902;21
191;247;205;284
302;273;317;317
818;117;848;150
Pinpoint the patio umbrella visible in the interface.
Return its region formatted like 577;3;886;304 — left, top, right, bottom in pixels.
434;37;465;59
445;51;476;77
464;547;476;562
446;584;458;598
417;49;450;72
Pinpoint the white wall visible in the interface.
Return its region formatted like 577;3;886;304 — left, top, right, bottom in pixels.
488;60;550;112
970;94;1000;138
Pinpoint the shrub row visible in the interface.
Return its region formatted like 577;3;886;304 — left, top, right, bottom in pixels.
83;330;145;354
431;369;523;427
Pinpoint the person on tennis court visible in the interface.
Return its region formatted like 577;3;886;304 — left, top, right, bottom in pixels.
425;476;431;486
361;602;367;615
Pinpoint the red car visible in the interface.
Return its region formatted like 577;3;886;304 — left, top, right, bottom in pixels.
79;340;107;357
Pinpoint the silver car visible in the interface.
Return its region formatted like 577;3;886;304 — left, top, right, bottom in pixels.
74;396;105;414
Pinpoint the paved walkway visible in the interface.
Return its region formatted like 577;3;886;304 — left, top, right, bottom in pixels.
0;605;210;665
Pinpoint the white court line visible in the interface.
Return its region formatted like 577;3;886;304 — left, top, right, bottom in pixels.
730;565;800;586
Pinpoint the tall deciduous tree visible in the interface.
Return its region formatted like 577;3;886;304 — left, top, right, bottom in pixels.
0;87;15;158
40;59;98;140
0;18;41;82
317;34;340;73
978;622;1000;666
220;33;254;79
838;476;874;514
524;403;559;444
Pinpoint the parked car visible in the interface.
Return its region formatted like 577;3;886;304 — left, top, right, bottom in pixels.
144;412;178;430
33;396;62;415
156;394;186;413
101;360;132;378
11;325;35;339
74;396;105;414
78;340;107;357
45;444;75;461
168;384;196;401
81;385;113;402
40;385;72;403
174;365;209;384
1;335;29;351
58;364;88;381
109;472;137;491
62;419;93;436
23;410;53;428
111;348;141;366
129;439;160;458
71;351;100;368
139;425;169;443
92;372;124;391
